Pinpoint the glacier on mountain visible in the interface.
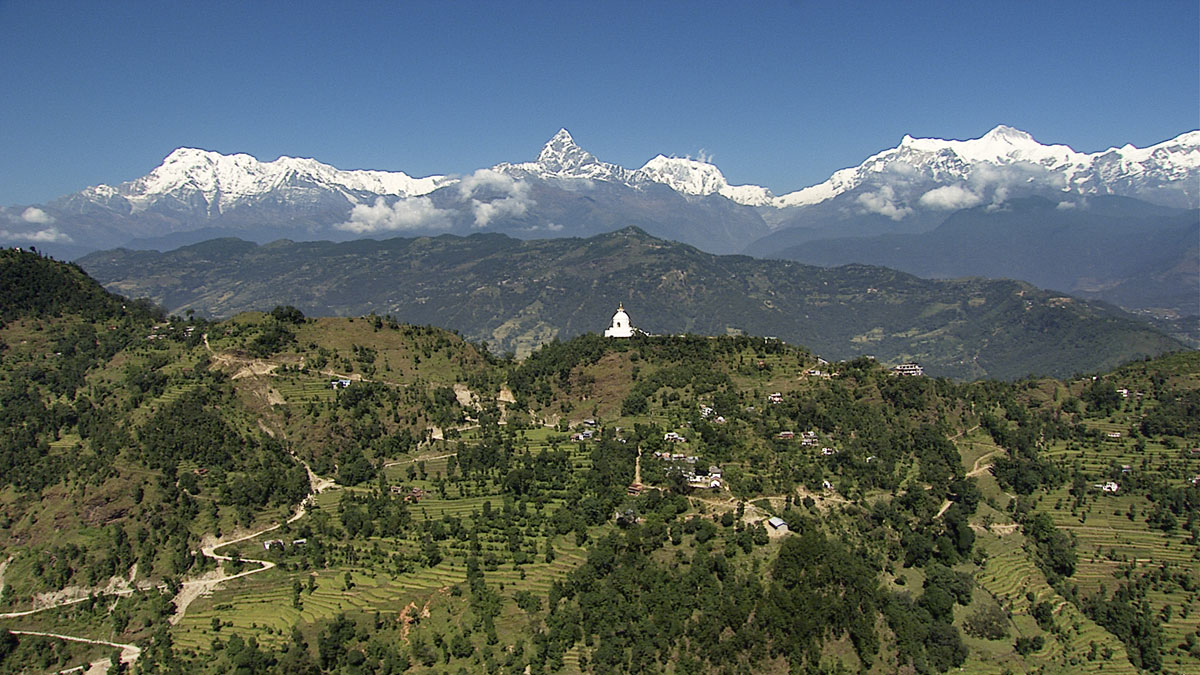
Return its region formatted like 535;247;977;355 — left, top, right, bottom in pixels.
773;125;1200;211
81;147;456;217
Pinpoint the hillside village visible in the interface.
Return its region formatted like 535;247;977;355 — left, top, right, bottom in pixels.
0;249;1198;674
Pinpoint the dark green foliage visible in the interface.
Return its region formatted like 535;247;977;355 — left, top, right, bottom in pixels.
247;321;296;357
1140;388;1200;436
269;305;306;324
1022;513;1077;582
1015;635;1044;655
0;247;161;325
963;603;1010;640
1084;580;1167;670
762;530;881;667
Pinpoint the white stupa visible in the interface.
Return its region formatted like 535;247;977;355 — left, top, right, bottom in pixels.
604;303;634;338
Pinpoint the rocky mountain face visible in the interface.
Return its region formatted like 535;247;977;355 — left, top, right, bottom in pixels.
3;127;1197;264
77;227;1183;380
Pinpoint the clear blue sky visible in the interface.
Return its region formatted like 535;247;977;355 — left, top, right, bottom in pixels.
1;0;1197;205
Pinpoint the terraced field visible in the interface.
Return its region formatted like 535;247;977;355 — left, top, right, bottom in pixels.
172;534;588;653
969;524;1139;673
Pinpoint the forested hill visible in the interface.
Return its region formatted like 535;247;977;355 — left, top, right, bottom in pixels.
78;228;1183;380
0;247;162;325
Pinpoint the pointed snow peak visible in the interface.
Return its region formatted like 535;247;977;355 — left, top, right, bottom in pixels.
161;147;225;166
983;125;1035;143
536;128;596;170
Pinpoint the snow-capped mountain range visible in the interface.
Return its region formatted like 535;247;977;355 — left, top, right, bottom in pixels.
2;126;1197;259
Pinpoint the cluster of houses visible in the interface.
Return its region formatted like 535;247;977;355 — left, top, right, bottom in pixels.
777;430;824;447
330;379;353;389
663;431;687;443
649;451;723;490
569;419;601;442
776;431;838;456
767;392;784;404
686;466;723;490
146;324;197;342
389;486;428;502
892;363;924;377
263;538;308;551
1095;481;1120;493
698;406;727;424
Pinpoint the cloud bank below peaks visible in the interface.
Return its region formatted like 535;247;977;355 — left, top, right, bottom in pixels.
337;196;451;233
457;169;535;228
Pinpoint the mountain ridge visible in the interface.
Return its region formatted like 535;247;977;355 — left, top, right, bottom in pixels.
77;228;1185;380
3;126;1196;260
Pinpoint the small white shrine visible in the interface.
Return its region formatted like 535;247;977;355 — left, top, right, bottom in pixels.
604;304;634;338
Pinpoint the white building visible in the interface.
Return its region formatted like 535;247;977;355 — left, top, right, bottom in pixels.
604;304;634;338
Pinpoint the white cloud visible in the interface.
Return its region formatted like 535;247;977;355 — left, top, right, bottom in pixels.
918;185;983;210
0;227;72;243
471;196;530;227
986;186;1010;211
856;185;911;220
520;222;564;233
336;196;451;233
21;207;53;224
457;168;523;197
458;168;536;227
1055;200;1077;210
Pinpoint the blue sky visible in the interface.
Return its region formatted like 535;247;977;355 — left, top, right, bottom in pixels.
1;0;1196;205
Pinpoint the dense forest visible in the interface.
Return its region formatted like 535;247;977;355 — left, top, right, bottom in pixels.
1;248;1198;674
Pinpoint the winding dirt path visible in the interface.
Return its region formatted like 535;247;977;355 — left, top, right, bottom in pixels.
170;460;335;625
382;452;457;469
9;629;140;671
967;449;1003;478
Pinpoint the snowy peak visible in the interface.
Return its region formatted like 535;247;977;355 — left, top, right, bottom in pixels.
982;124;1035;143
775;126;1200;210
895;125;1080;166
639;155;727;195
636;155;774;206
81;147;454;215
534;128;602;174
496;129;637;183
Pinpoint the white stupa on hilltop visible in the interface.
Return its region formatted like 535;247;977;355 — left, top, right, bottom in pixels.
604;304;634;338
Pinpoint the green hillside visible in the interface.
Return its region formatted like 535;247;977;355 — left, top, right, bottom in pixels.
1;250;1197;674
77;228;1184;380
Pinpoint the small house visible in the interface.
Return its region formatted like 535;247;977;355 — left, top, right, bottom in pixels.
767;517;788;532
